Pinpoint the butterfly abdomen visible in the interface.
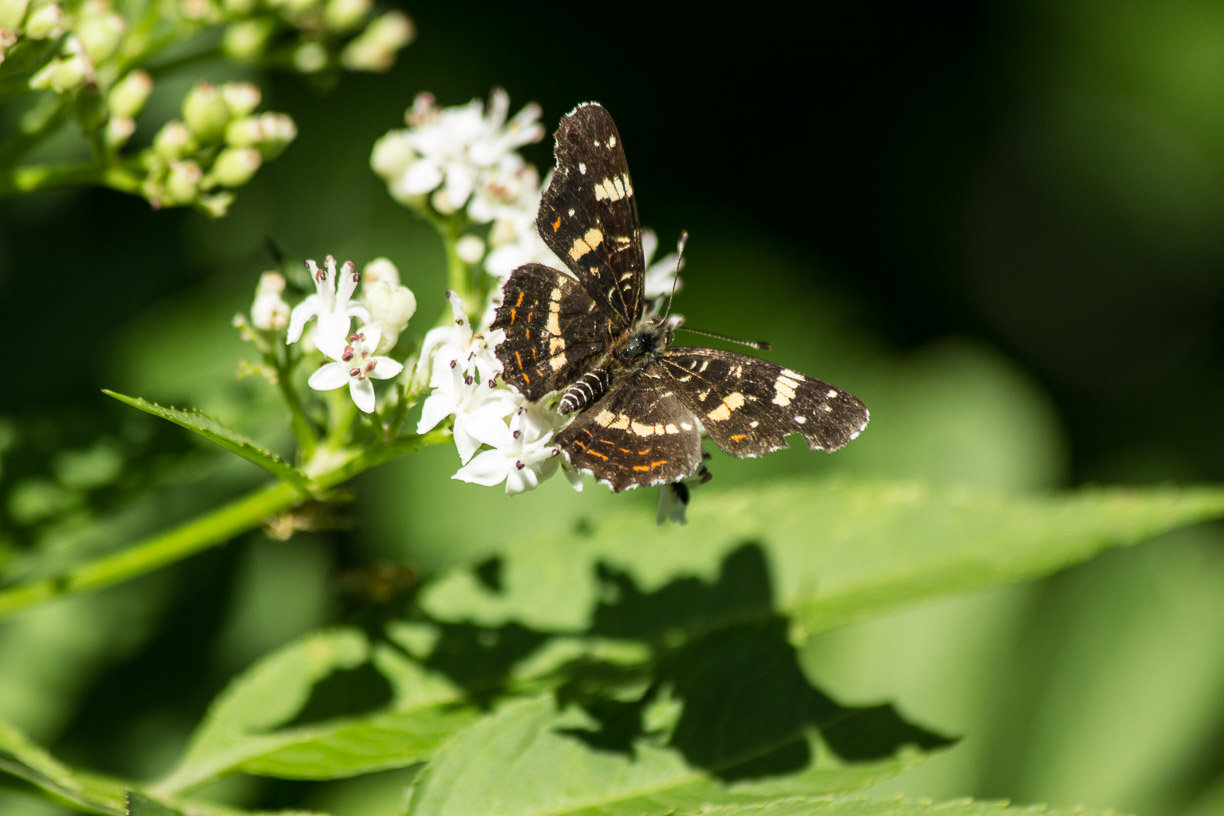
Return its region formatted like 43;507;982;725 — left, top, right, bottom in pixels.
558;368;610;414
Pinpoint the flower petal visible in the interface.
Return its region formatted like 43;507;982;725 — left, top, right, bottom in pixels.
453;449;508;486
308;362;350;391
367;356;404;380
349;378;376;413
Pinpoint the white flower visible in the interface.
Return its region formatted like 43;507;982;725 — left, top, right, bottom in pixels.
454;404;561;494
655;459;711;525
307;326;403;413
642;228;684;303
417;290;503;389
370;89;543;214
467;154;542;224
250;271;290;331
417;361;519;462
286;256;371;350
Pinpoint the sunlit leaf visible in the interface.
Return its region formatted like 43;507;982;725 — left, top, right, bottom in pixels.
103;391;309;490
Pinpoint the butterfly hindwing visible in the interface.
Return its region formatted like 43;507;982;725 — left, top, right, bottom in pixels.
555;370;703;492
537;104;645;327
491;262;614;401
660;347;869;458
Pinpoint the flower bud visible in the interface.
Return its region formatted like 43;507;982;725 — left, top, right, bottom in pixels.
182;81;230;142
220;81;260;116
251;272;290;331
76;0;125;64
210;145;261;187
365;281;416;352
197;191;234;218
25;2;64;39
292;41;327;73
153;120;194;159
362;257;400;287
456;235;486;265
0;0;28;29
323;0;370;32
254;111;296;158
0;28;16;64
225;111;296;157
105;115;134;147
341;10;413;72
108;69;152;118
163;160;202;205
222;18;274;60
29;38;92;92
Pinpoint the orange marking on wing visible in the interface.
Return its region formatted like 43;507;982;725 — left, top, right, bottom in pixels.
632;460;669;472
515;291;525;307
573;440;587;450
552;216;561;232
509;307;517;324
730;434;748;442
619;447;630;453
588;450;609;461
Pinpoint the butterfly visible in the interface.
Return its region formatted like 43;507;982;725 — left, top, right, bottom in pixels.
491;103;868;492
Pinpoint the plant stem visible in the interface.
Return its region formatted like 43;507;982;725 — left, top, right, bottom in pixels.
0;162;141;197
0;429;453;621
0;482;298;619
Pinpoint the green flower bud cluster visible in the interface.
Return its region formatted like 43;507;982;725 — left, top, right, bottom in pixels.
0;0;408;214
5;0;125;90
141;80;296;216
213;0;413;75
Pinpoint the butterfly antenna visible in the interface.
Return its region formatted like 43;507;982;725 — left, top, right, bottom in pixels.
676;326;771;351
660;231;688;322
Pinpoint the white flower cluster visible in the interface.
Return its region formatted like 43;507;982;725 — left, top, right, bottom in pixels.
370;88;545;217
368;91;688;498
270;255;416;414
414;292;576;494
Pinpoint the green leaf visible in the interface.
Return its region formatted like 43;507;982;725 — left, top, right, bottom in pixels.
103;390;309;490
691;794;1130;816
0;719;126;813
420;479;1224;641
407;682;944;816
125;790;183;816
156;628;479;794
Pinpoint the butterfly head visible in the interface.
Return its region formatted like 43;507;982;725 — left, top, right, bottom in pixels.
615;316;673;369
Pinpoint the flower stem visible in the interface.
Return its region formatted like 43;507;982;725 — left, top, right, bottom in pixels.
0;481;298;619
0;429;451;620
270;344;317;458
0;163;142;197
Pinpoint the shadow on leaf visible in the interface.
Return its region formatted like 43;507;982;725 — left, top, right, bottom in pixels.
555;543;954;780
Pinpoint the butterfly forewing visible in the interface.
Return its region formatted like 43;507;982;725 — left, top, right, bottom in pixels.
556;371;703;492
660;348;869;457
492;262;613;400
537;104;645;327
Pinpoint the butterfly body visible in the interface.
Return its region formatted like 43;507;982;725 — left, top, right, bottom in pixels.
492;104;868;492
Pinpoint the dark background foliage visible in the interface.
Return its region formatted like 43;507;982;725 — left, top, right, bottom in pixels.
1;2;1222;815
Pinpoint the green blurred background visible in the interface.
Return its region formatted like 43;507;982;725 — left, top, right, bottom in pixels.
2;2;1223;814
